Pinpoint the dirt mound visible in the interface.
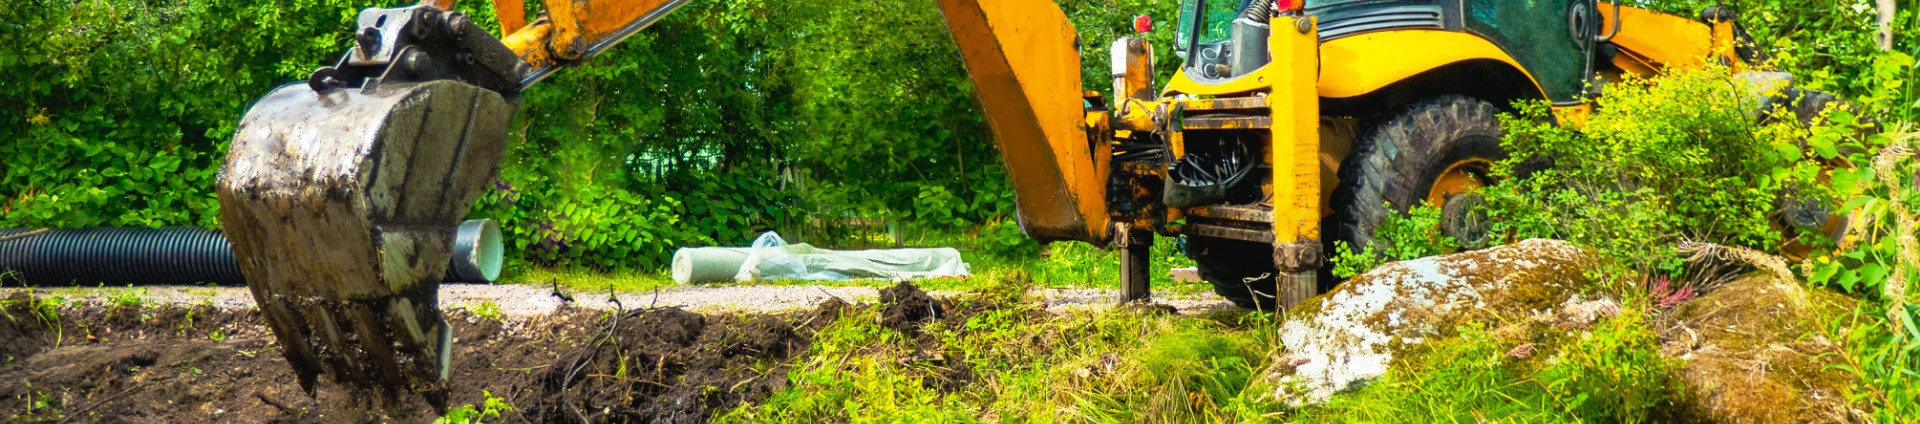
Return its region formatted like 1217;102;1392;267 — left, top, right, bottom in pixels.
1;293;52;360
0;294;847;423
879;282;944;336
520;302;832;423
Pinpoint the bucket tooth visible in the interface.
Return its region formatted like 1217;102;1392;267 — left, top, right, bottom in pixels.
216;79;513;408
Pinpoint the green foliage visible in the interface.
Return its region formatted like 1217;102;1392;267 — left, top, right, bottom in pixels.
1299;312;1675;423
11;381;65;422
1055;0;1186;91
107;286;149;311
1806;125;1920;420
1829;304;1920;422
1330;203;1459;279
1133;327;1265;418
436;390;515;424
0;0;377;229
468;300;504;322
1646;0;1919;122
0;0;1199;272
1802;108;1917;299
718;277;1282;423
1483;67;1830;273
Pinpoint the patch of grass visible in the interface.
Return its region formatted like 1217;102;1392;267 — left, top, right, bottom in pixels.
105;285;148;310
519;225;1214;297
1295;310;1675;423
498;265;676;293
467;301;504;322
716;277;1281;423
936;228;1209;295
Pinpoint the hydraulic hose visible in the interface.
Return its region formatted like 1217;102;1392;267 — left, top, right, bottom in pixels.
0;219;502;286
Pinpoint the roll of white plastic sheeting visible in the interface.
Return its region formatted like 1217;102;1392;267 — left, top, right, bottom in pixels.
670;232;970;284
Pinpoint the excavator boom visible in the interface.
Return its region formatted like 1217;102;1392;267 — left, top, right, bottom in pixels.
935;0;1110;244
218;0;688;411
227;0;1102;409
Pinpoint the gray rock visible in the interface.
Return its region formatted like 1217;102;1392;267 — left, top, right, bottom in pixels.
1269;239;1604;405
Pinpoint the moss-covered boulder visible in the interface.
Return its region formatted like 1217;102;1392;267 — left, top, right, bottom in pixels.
1270;239;1604;404
1657;275;1865;422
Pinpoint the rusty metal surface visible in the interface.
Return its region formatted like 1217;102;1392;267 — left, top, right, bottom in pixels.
1186;223;1272;243
1183;115;1273;130
1186;204;1274;223
1108;161;1166;226
936;0;1110;244
1111;37;1157;103
1179;97;1269;112
216;80;512;409
1272;238;1322;271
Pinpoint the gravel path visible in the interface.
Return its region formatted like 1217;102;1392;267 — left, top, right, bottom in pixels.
1;283;1239;316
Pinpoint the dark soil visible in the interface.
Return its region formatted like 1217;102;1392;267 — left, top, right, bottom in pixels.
519;305;830;424
877;282;980;393
0;292;848;423
878;282;944;336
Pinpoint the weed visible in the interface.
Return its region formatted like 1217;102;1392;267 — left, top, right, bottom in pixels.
208;330;226;342
21;292;64;348
176;307;197;334
1646;275;1699;311
435;390;514;424
105;285;147;311
469;301;504;322
1329;203;1459;279
13;382;65;422
1826;303;1920;422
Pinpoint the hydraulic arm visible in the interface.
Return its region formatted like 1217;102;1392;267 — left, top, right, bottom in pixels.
222;0;1145;410
217;0;690;410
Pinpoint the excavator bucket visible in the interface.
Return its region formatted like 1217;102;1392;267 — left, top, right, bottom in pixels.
216;79;514;410
936;0;1110;244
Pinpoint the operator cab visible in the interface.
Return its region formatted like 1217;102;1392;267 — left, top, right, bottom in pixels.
1175;0;1276;83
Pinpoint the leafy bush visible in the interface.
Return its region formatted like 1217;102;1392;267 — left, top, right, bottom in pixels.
1481;66;1836;274
1;0;373;229
1329;203;1459;279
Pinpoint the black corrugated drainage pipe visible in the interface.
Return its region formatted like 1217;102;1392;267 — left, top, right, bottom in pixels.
0;219;502;286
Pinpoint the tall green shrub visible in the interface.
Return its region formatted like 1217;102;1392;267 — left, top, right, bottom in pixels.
1483;67;1837;272
1;0;382;228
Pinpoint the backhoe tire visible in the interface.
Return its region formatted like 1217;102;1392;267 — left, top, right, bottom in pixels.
1325;95;1507;279
1185;235;1281;311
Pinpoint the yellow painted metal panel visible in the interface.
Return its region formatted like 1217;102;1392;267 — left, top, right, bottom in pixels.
1317;30;1540;99
1270;17;1320;249
502;21;555;69
491;0;529;35
1164;66;1280;97
1602;6;1715;71
936;0;1109;243
547;0;679;59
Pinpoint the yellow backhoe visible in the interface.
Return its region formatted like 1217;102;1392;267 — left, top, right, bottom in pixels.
215;0;1810;408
